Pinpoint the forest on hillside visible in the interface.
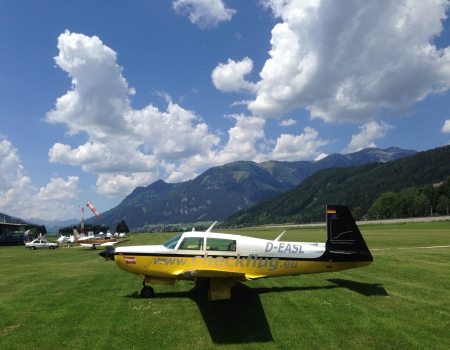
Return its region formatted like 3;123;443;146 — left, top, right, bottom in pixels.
221;146;450;227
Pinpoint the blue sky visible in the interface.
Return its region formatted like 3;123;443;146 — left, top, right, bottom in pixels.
2;0;450;222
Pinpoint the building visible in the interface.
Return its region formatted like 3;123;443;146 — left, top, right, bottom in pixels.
0;222;31;246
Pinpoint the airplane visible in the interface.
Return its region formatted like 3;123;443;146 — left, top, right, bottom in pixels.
56;235;71;244
73;229;129;249
99;205;373;301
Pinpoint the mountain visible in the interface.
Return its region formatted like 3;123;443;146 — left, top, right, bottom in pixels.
28;218;80;233
0;213;27;224
85;147;416;230
222;145;450;226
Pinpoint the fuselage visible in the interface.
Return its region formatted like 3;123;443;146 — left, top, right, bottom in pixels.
100;205;373;301
113;231;371;281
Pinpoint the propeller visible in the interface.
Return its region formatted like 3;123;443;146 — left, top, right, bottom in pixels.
99;248;115;261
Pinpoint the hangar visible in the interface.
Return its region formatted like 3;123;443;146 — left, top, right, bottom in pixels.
0;222;30;246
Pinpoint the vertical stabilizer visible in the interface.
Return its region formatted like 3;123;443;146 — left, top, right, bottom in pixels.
325;205;373;262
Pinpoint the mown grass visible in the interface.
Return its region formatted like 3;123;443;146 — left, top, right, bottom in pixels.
1;221;449;349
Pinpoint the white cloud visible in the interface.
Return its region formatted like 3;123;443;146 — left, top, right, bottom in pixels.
46;31;221;196
173;0;236;28
0;140;27;192
225;0;450;123
343;121;394;153
95;173;158;197
35;177;79;201
442;119;450;132
314;153;328;161
269;126;329;161
218;114;267;162
43;31;334;199
161;114;268;182
278;118;297;126
212;57;256;92
0;139;80;220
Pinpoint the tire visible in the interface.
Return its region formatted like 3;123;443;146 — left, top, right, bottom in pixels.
30;246;36;250
140;286;154;298
50;246;55;249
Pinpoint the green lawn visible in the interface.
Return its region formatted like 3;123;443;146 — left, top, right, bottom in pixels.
1;221;449;349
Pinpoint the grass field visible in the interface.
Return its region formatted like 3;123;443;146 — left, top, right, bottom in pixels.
1;221;449;349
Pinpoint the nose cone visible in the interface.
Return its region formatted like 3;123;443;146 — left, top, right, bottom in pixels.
99;248;115;261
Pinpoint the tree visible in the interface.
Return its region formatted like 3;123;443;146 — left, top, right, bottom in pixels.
116;220;130;233
397;187;418;218
368;191;398;219
352;206;363;221
413;194;430;217
436;195;450;215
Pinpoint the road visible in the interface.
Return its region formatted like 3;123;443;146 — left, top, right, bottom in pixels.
265;215;450;228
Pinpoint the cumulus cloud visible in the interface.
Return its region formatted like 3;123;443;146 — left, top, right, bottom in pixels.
0;139;80;220
45;31;330;199
35;177;79;201
212;57;257;92
442;120;450;132
173;0;236;28
314;153;328;161
46;31;223;196
219;0;450;123
269;127;329;161
278;118;297;126
343;121;395;153
162;114;268;182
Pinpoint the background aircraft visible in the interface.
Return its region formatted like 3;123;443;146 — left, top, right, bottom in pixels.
99;205;373;300
73;230;129;249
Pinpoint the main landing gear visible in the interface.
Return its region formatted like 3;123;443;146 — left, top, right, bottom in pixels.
141;280;154;298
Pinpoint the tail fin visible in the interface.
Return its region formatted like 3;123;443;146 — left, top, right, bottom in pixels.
72;229;80;241
325;205;373;262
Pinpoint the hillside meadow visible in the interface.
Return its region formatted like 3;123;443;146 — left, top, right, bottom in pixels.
1;221;449;349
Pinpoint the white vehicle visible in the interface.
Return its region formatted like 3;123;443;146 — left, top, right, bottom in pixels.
25;239;58;250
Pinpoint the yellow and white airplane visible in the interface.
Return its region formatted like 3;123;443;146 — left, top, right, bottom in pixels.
99;205;373;301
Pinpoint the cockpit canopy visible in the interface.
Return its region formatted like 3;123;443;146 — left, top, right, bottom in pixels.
162;234;237;252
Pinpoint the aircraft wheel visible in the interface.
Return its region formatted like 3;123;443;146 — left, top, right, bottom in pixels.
141;286;154;298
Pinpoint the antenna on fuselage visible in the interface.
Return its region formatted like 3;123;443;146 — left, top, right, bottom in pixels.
274;230;286;242
206;221;217;233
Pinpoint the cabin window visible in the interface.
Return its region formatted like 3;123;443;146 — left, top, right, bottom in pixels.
206;238;236;251
179;237;204;250
162;234;182;249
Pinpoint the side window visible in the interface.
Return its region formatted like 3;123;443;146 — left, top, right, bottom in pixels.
179;237;204;250
206;238;236;251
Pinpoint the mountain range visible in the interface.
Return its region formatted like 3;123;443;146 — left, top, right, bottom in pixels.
222;145;450;226
83;147;416;230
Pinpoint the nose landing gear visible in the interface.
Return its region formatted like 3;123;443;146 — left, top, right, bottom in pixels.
141;280;154;298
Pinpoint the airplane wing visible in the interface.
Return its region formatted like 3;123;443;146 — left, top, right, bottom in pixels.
100;239;130;247
179;269;248;281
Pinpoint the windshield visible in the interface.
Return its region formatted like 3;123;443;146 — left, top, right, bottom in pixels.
162;234;182;249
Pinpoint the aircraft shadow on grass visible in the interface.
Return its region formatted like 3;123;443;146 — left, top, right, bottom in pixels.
124;279;387;345
125;283;273;344
326;279;389;297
